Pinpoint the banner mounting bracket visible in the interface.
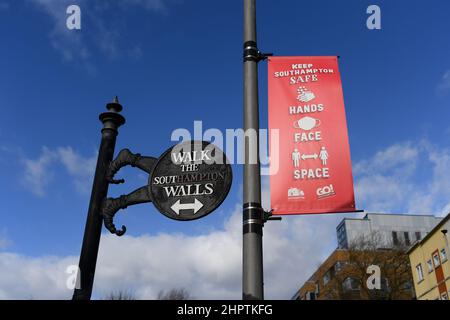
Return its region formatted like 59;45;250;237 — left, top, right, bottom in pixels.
263;209;282;223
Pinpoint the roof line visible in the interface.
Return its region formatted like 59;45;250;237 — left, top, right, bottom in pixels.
407;213;450;253
364;213;438;217
339;213;440;225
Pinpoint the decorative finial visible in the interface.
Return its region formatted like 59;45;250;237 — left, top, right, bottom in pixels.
106;95;123;113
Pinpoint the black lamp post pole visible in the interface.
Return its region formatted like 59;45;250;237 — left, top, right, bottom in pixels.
72;97;125;300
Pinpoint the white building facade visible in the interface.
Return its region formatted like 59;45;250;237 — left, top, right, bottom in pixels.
337;213;442;249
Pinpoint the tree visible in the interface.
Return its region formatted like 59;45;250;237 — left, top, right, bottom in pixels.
321;232;414;300
157;288;191;300
103;290;136;300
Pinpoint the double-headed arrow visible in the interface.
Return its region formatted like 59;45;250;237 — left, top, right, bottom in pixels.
171;198;204;215
301;153;318;160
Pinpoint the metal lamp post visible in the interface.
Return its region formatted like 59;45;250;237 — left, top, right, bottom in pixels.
72;97;125;300
243;0;264;300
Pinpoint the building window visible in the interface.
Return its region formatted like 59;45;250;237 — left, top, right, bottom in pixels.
334;261;343;272
427;259;433;273
380;278;389;292
433;252;440;267
416;264;424;282
323;271;330;286
415;232;422;241
404;232;410;246
402;280;412;291
337;225;347;248
392;231;399;246
441;249;447;262
343;277;360;291
315;281;320;295
305;291;316;300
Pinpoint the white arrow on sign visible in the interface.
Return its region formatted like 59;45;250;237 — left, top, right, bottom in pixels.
301;153;318;160
171;198;204;215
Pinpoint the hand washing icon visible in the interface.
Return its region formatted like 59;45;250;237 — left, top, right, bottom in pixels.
293;116;321;131
297;86;315;102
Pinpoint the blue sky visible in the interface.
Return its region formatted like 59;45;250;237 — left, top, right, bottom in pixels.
1;0;450;299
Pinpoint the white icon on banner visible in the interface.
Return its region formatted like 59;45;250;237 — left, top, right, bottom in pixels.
293;116;321;131
319;146;329;166
292;148;301;167
288;187;305;199
301;153;318;160
297;86;316;102
316;184;336;199
292;148;325;166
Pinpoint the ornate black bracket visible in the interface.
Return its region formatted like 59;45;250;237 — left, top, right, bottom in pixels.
106;149;142;184
102;149;157;236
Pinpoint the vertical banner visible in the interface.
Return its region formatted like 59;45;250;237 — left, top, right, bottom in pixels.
268;56;356;215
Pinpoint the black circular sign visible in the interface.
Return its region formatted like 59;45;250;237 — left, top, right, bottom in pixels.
149;141;232;221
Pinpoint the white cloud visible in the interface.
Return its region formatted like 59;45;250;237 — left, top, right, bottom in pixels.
29;0;177;63
353;142;419;176
22;147;56;197
0;230;11;250
407;141;450;215
30;0;90;62
0;202;342;300
2;168;346;300
353;142;419;213
437;69;450;94
57;146;96;194
0;176;342;300
0;252;77;299
95;209;242;299
354;139;450;216
21;146;96;196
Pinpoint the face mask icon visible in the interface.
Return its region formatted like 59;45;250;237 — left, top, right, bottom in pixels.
293;116;321;131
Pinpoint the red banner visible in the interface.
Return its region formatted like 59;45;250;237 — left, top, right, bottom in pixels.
268;56;356;215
